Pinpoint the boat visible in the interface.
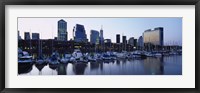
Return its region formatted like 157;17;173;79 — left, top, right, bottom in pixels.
35;40;46;65
102;53;111;60
49;52;59;65
18;50;33;64
35;56;46;65
144;52;154;57
132;50;147;58
60;54;71;63
72;49;86;62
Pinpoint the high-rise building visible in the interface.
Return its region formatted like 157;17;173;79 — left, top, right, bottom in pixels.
128;37;134;46
24;32;30;40
18;31;22;40
122;36;126;44
32;33;40;40
143;27;164;46
138;36;143;47
74;24;88;42
134;39;137;47
116;34;120;43
99;26;104;45
122;36;127;50
90;30;99;44
58;19;67;41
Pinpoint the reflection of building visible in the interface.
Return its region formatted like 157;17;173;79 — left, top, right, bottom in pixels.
128;37;134;46
143;27;164;46
90;30;99;44
138;36;143;48
24;32;30;40
18;31;22;40
99;26;104;45
74;24;88;42
58;19;67;41
32;33;40;40
116;34;120;43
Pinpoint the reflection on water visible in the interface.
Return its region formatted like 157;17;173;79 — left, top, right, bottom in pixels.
18;55;182;75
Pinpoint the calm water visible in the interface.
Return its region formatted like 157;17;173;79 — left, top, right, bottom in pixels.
18;55;182;75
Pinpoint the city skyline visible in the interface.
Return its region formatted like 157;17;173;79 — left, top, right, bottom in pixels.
18;17;182;45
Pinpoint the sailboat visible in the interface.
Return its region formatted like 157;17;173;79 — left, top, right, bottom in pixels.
35;39;45;65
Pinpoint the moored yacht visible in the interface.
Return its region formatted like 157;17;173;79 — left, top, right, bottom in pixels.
18;50;33;64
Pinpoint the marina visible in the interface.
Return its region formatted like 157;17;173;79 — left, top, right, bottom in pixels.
18;49;182;75
18;18;182;75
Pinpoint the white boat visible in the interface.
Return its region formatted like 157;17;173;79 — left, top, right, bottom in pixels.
18;51;33;63
116;51;127;58
154;53;162;57
88;53;97;62
144;52;154;57
72;49;86;62
60;54;71;63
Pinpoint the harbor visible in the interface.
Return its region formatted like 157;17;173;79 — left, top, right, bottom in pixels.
18;49;182;75
18;18;182;75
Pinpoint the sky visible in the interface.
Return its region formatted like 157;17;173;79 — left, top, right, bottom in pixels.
18;17;182;46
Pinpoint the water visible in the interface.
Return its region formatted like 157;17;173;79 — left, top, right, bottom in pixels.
18;55;182;75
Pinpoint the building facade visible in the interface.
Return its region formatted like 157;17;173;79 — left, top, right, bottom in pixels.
74;24;88;42
116;34;120;44
18;31;22;40
90;30;100;44
32;33;40;40
138;36;143;48
24;32;31;40
122;36;126;44
99;26;104;45
58;19;67;41
143;27;164;46
128;37;134;46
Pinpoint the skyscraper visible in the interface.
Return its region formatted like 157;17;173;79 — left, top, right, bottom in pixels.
122;36;126;44
74;24;87;42
128;37;134;46
138;36;143;47
24;32;30;40
32;33;40;40
99;26;104;45
134;39;137;47
18;31;22;40
116;34;120;43
122;36;127;50
90;30;100;44
58;19;67;41
143;27;164;46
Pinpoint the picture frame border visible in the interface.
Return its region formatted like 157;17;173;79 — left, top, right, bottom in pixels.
0;0;199;93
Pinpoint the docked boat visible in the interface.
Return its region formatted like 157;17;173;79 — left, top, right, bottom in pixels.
72;49;86;62
102;54;111;60
49;52;59;65
35;40;45;65
35;56;46;65
18;50;33;64
60;54;71;63
88;53;97;62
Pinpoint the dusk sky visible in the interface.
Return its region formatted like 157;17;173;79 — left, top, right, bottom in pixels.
18;17;182;45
